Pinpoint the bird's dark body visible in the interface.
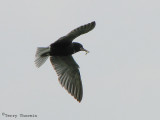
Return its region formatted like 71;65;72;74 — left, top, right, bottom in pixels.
50;36;82;56
50;44;73;56
50;37;73;56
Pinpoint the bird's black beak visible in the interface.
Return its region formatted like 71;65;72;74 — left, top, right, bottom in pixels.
80;47;89;55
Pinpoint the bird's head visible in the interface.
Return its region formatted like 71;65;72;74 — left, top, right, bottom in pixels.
72;42;89;55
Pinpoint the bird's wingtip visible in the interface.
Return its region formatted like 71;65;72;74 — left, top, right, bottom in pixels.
91;21;96;25
90;21;96;28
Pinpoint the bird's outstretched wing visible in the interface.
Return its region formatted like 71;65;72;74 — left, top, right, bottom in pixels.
53;21;96;45
66;21;96;42
50;56;83;102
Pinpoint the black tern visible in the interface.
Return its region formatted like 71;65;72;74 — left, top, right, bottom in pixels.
35;21;96;102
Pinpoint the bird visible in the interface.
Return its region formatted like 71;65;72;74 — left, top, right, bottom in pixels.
35;21;96;102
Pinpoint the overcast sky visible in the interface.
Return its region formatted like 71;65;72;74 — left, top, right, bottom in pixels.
0;0;160;120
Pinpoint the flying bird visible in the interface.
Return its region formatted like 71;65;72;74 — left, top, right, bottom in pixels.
35;21;96;102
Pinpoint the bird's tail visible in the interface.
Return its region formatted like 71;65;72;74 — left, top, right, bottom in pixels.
35;47;50;68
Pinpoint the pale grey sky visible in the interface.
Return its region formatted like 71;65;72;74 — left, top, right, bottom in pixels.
0;0;160;120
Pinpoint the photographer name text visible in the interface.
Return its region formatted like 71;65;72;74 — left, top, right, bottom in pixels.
2;112;38;118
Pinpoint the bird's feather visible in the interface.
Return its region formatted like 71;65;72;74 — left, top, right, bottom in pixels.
53;21;96;45
66;21;96;42
50;56;83;102
35;47;50;68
